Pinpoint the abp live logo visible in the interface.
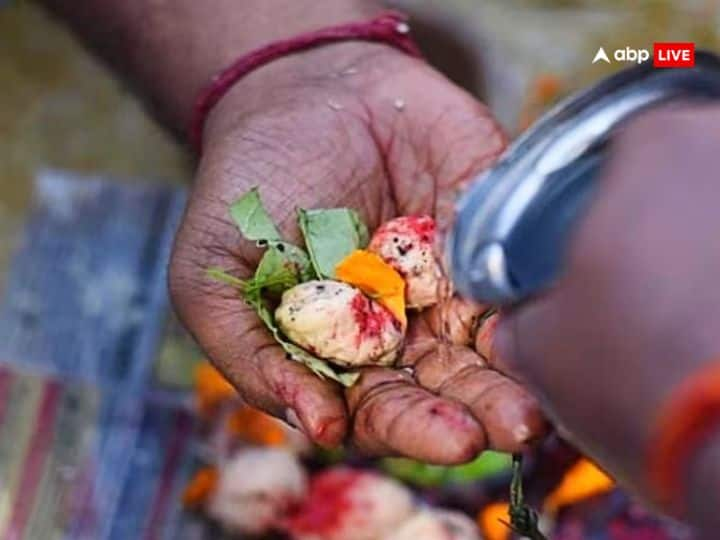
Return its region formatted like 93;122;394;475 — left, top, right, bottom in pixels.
592;43;695;68
653;42;695;68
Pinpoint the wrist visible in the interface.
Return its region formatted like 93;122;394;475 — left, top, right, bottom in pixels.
41;0;386;137
203;40;418;147
183;1;389;137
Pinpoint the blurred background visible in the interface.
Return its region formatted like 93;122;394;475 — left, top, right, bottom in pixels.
0;1;718;539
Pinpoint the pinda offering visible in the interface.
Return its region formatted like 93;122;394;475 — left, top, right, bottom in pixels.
285;468;415;540
387;510;481;540
207;187;453;385
183;448;307;535
368;215;443;309
276;280;404;368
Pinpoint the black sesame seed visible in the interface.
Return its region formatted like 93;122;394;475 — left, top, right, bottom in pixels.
393;237;399;243
316;284;325;291
276;243;285;252
257;239;268;247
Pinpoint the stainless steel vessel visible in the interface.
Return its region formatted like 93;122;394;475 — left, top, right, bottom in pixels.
448;51;720;306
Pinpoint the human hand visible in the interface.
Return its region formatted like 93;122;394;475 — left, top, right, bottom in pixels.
170;42;546;463
496;105;720;521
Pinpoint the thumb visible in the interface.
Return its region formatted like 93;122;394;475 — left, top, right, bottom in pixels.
494;296;568;414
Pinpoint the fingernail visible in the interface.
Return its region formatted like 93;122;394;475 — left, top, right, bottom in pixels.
285;409;347;448
513;424;531;444
284;408;304;431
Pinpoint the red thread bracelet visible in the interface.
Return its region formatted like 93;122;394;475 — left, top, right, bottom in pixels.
189;11;422;154
647;360;720;516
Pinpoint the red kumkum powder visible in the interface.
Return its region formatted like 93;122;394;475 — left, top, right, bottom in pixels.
350;293;398;342
372;215;436;244
284;469;363;536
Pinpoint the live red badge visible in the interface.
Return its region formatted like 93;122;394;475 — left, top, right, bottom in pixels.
653;42;695;68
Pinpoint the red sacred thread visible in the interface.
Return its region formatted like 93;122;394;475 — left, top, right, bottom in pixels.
647;360;720;516
189;11;423;153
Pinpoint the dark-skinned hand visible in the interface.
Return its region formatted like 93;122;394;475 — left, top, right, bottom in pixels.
170;43;547;464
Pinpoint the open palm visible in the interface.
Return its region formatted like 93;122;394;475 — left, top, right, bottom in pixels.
170;45;546;463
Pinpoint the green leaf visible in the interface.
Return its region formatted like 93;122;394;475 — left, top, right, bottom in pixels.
297;208;369;278
350;210;370;247
280;341;360;387
381;451;512;487
246;294;275;328
229;187;282;243
206;268;247;289
248;243;313;296
380;459;449;487
212;191;359;387
445;451;512;482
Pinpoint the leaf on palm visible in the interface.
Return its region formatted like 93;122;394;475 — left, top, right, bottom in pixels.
229;187;282;243
250;243;313;296
298;207;369;278
227;187;315;295
209;188;359;387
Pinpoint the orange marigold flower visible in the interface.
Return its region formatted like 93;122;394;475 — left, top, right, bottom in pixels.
226;405;287;446
477;502;510;540
194;361;237;415
544;458;614;513
182;466;218;508
335;249;406;327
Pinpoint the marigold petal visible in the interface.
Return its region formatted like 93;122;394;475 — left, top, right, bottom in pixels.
182;467;219;508
544;458;614;513
194;362;237;414
226;405;287;446
335;250;406;327
477;502;510;540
